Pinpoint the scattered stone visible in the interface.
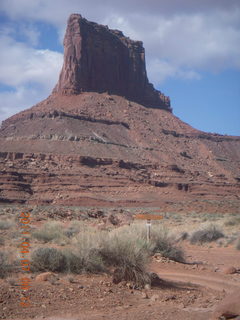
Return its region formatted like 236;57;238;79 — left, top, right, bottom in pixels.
144;284;151;290
35;272;58;282
211;290;240;320
149;272;163;287
150;294;159;302
142;292;149;299
223;266;237;274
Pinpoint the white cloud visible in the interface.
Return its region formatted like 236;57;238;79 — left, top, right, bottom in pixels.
0;34;62;123
19;23;41;46
0;35;63;88
103;10;240;83
0;86;47;123
147;59;201;85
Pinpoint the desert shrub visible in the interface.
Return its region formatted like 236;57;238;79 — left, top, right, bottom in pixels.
67;227;107;274
150;227;185;262
236;238;240;250
190;225;224;244
0;236;4;246
64;221;83;238
0;220;13;230
65;249;105;274
224;216;240;226
31;247;67;272
0;251;12;278
99;227;151;286
32;221;66;243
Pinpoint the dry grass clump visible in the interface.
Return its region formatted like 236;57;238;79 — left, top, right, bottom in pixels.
66;227;106;274
190;224;224;244
236;238;240;250
32;221;66;243
0;236;4;246
64;220;84;238
224;216;240;226
0;251;13;278
150;226;185;262
0;220;14;230
99;226;151;286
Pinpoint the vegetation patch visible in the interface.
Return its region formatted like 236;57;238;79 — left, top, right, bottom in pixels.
150;227;185;262
190;225;224;244
236;238;240;250
32;221;66;243
0;220;13;230
224;216;240;226
0;251;12;278
31;247;67;272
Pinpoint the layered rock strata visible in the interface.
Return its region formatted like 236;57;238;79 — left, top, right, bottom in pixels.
53;14;171;110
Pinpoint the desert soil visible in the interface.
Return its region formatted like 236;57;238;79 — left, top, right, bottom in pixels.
1;242;239;320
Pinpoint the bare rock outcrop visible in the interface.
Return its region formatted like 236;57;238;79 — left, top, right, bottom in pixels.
53;14;171;110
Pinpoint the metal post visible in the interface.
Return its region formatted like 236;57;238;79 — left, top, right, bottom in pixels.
146;219;151;242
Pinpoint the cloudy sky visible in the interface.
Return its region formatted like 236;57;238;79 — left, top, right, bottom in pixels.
0;0;239;135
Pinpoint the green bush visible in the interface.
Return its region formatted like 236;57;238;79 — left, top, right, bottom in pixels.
31;247;67;272
190;225;224;244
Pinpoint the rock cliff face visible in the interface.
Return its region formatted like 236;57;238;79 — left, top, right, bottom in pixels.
53;14;171;110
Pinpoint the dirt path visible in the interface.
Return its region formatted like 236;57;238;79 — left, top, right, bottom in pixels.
154;271;240;292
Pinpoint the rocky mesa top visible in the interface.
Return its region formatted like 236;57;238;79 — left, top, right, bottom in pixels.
53;14;171;111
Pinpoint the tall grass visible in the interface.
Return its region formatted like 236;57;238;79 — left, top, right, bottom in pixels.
32;221;66;243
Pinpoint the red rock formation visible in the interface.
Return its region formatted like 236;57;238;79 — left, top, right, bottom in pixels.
53;14;171;110
0;14;240;211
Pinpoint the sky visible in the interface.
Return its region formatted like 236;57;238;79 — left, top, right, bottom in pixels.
0;0;239;135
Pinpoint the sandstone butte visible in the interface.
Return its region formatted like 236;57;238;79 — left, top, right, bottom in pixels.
0;13;239;213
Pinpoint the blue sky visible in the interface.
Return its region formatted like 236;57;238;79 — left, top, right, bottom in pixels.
0;0;239;135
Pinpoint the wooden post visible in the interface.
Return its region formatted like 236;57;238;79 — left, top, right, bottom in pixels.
134;214;163;242
146;219;151;241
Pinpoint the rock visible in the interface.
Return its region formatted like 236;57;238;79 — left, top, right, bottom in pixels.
142;291;149;299
150;294;159;302
149;272;163;287
211;290;240;319
223;266;237;274
53;14;171;111
0;14;240;213
144;284;151;290
35;272;58;282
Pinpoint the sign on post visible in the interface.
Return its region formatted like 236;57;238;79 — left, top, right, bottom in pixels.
134;214;163;241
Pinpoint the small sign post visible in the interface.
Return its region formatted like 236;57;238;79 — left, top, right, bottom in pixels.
146;219;151;241
134;214;163;242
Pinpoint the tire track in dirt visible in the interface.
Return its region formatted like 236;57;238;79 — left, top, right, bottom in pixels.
155;271;240;293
